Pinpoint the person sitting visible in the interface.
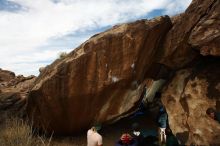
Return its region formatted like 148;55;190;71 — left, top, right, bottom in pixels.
165;128;179;146
115;133;138;146
87;124;103;146
206;107;220;123
131;123;145;146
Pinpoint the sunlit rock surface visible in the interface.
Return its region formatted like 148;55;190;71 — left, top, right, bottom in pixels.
159;0;219;68
162;58;220;145
27;17;172;134
26;0;220;143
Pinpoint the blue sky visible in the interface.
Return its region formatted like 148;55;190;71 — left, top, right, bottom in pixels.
0;0;192;76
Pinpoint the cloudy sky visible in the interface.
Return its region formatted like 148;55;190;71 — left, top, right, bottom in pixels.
0;0;192;76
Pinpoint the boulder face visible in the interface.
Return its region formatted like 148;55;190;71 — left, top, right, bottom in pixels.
159;0;220;144
27;16;172;134
162;58;220;145
189;0;220;56
26;0;220;142
160;0;219;69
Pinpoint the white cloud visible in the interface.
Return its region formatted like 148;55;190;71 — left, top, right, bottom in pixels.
0;0;191;76
164;0;192;15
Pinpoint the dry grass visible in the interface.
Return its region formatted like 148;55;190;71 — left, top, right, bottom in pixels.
0;118;52;146
0;117;86;146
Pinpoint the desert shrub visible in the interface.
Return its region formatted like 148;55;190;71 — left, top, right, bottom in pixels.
58;52;68;59
39;67;46;73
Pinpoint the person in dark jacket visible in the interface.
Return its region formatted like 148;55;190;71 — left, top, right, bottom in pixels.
115;133;138;146
206;107;220;123
165;128;179;146
157;106;168;145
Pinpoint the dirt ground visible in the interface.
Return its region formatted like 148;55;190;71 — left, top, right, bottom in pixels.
51;111;158;146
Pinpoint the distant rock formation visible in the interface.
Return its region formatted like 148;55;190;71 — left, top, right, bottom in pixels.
0;69;36;119
0;68;15;83
26;0;220;144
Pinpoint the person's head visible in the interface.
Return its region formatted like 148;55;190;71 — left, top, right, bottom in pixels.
132;122;140;131
120;133;132;144
91;124;102;132
206;107;216;119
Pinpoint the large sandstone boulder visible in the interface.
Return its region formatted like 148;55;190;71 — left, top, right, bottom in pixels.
160;0;219;68
162;58;220;145
27;16;172;134
26;0;220;140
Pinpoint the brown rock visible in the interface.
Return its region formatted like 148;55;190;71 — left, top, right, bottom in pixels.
0;92;24;111
0;69;36;118
189;0;220;56
170;14;182;25
162;58;220;145
160;0;218;68
0;68;15;83
27;16;172;134
26;0;220;138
